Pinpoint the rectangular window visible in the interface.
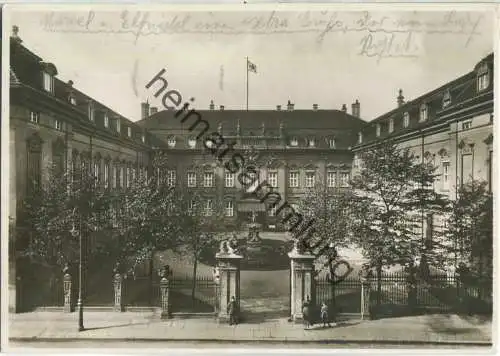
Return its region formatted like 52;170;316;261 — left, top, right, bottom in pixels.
30;111;40;124
269;205;277;217
420;105;428;122
187;172;197;187
204;199;213;216
225;200;234;217
54;119;62;131
104;114;109;128
305;171;315;188
442;161;450;191
88;104;94;121
126;167;131;188
389;119;394;133
268;172;278;188
340;172;350;187
27;143;42;193
167;170;176;187
204;172;214;187
119;167;124;188
94;162;100;187
461;154;473;186
289;171;299;188
112;166;117;189
43;72;53;93
376;124;381;137
127;127;132;138
116;119;121;133
225;172;235;188
478;72;489;91
327;171;337;187
104;163;109;188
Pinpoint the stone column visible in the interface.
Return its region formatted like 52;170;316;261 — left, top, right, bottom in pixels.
113;266;124;312
215;243;242;323
63;264;72;313
288;243;316;322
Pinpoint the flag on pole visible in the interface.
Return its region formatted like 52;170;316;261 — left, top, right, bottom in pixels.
247;60;257;73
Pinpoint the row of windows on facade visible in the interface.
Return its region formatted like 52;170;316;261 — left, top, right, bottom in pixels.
38;74;147;143
357;67;491;144
160;170;351;188
166;136;338;149
187;199;286;218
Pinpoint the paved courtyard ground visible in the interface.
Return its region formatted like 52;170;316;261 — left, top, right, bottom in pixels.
8;311;492;346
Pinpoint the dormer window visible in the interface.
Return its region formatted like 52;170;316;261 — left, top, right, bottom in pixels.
329;138;336;149
42;72;54;93
376;124;381;137
308;138;315;147
69;95;77;106
388;118;394;133
188;136;197;148
477;63;490;91
104;113;109;128
403;112;410;128
357;132;363;144
30;111;40;124
127;126;132;138
419;104;428;122
442;90;451;108
167;136;176;147
88;103;95;121
290;137;298;147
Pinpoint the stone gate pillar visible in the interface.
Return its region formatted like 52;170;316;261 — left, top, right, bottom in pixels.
288;241;315;322
215;241;242;323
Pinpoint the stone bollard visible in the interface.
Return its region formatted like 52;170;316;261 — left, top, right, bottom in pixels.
160;277;170;319
63;264;72;313
159;265;171;319
113;264;124;312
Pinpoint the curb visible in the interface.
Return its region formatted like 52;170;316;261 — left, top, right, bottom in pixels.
9;337;493;346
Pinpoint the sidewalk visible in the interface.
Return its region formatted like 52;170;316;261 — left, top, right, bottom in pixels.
8;311;493;345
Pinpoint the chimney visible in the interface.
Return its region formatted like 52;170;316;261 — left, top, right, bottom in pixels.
313;104;318;111
341;104;347;112
276;105;282;111
397;89;405;107
67;80;74;87
287;100;294;111
209;100;215;110
220;105;225;111
351;99;360;118
150;107;158;115
141;101;150;120
11;25;22;43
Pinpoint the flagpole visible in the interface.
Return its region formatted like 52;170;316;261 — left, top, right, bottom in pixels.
246;57;249;111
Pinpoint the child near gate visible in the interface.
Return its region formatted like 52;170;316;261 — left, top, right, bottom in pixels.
321;302;332;328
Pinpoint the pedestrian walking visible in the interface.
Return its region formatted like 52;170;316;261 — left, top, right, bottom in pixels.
227;296;237;325
302;295;312;329
320;302;331;328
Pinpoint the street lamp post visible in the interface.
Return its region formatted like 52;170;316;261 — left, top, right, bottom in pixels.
71;210;84;331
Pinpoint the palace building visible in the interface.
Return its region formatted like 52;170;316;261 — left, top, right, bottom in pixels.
352;53;494;198
8;23;494;312
135;100;366;229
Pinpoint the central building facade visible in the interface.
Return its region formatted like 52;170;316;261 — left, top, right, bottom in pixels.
136;100;366;230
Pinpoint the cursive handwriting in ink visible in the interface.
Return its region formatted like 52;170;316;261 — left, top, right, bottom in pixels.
358;32;419;63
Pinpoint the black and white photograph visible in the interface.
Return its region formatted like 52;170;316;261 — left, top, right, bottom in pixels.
1;4;496;352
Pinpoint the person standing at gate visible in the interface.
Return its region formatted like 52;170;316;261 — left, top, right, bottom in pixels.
302;295;312;329
228;296;237;325
320;302;332;328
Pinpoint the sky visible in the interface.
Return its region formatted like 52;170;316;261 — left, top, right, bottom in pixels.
6;6;494;122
